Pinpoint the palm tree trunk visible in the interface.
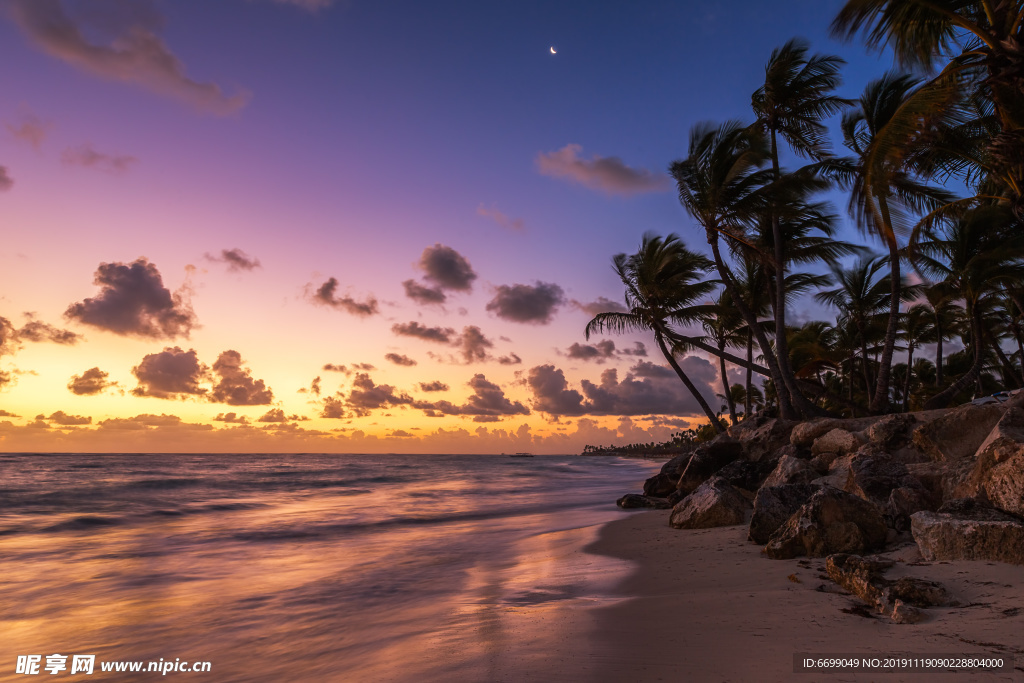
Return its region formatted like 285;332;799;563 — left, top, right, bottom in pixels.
718;338;737;424
1015;327;1024;381
705;228;825;419
935;316;944;387
987;330;1022;388
655;333;722;433
871;221;901;413
902;345;914;412
924;306;986;409
744;330;753;419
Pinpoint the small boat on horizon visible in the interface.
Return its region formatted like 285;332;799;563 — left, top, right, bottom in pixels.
509;452;534;457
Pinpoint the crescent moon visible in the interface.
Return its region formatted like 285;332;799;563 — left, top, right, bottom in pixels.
550;46;557;54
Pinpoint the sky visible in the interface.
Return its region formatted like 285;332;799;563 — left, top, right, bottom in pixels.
0;0;899;453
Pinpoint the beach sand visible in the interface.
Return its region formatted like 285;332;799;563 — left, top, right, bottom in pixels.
574;510;1024;683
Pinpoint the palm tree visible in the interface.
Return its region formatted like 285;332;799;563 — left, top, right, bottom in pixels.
670;121;830;419
899;304;936;411
832;0;1024;214
912;205;1024;408
920;283;963;387
585;233;724;432
751;38;849;418
702;290;745;424
839;73;956;412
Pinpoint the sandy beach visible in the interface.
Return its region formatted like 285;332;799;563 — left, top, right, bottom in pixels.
576;511;1023;683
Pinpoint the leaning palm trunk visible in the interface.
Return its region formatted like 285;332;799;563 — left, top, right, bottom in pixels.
870;204;901;413
655;333;722;433
718;338;737;424
924;308;986;409
744;330;754;419
902;343;915;412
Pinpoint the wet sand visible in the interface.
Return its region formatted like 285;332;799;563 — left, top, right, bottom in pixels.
578;511;1024;683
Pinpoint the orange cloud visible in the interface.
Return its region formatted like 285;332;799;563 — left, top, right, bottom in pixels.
536;144;670;196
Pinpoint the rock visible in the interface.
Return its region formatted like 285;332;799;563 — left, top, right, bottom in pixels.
906;462;945;502
791;419;848;448
825;553;949;624
911;403;1005;462
676;438;744;495
983;453;1024;517
911;501;1024;565
660;452;694;479
762;454;818;488
669;476;751;529
666;489;686;506
843;454;935;527
642;472;678;498
748;483;821;544
811;453;857;490
809;451;840;474
728;417;796;462
714;455;780;495
863;414;918;449
811;428;863;457
764;488;888;559
960;408;1024;515
616;493;671;510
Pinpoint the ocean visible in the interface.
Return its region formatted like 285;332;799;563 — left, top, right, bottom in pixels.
0;453;660;682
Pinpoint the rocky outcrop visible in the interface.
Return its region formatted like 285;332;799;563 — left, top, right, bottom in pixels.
791;419;848;448
676;437;744;495
748;483;821;545
644;452;695;497
958;408;1024;516
911;403;1005;462
617;493;672;510
812;453;856;490
983;454;1024;517
729;417;795;462
811;428;862;457
669;476;751;529
825;554;951;624
714;456;780;496
911;499;1024;565
764;488;888;559
762;454;818;488
843;453;935;528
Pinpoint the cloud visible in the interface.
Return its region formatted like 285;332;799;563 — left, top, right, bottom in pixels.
213;412;249;424
0;166;13;192
322;364;348;373
392;321;455;344
417;244;477;291
0;410;19;417
385;352;417;367
401;279;446;305
44;410;91;426
572;297;628;316
98;413;211;431
497;352;522;365
566;340;616;363
619;341;648;357
486;281;565;324
414;374;530;422
65;258;197;339
311;277;378;316
320;396;347;419
62;144;137;173
205;248;261;272
454;325;493;363
6;113;52;149
210;350;273;405
131;346;208;399
257;408;287;423
344;373;413;416
526;358;718;417
535;144;670;196
419;381;448;392
17;317;81;345
0;317;18;355
477;204;525;232
67;367;116;395
7;0;249;115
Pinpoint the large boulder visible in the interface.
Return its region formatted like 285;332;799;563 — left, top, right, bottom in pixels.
825;554;951;624
843;453;935;526
791;419;848;448
811;428;863;457
911;499;1024;565
983;453;1024;517
676;437;744;495
911;403;1005;462
643;472;679;498
748;483;821;545
714;455;781;496
811;453;857;490
863;413;918;450
669;476;751;529
729;417;796;462
617;493;672;510
764;488;888;559
762;454;818;488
